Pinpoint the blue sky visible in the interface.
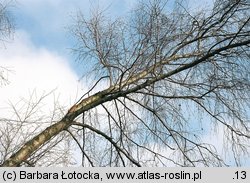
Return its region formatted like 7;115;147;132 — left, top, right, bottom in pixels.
5;0;211;76
0;0;137;109
12;0;135;76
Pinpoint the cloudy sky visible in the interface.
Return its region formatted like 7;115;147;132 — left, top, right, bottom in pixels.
0;0;136;114
0;0;138;166
0;0;213;113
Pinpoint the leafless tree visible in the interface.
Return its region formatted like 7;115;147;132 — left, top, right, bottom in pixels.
1;0;250;167
0;90;75;166
0;0;14;85
0;1;13;42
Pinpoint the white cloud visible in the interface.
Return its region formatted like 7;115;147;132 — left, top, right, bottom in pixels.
0;30;82;118
0;30;91;166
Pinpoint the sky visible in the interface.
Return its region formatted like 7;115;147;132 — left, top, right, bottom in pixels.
0;0;249;166
0;0;136;113
12;0;135;75
0;0;212;105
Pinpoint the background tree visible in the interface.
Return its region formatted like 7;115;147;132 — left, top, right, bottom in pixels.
0;0;13;85
0;1;74;166
1;0;250;167
0;90;75;167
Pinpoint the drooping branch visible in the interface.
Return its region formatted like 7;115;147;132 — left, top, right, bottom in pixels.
1;37;249;166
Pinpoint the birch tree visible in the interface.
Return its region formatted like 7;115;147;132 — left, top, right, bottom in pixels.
1;0;250;167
